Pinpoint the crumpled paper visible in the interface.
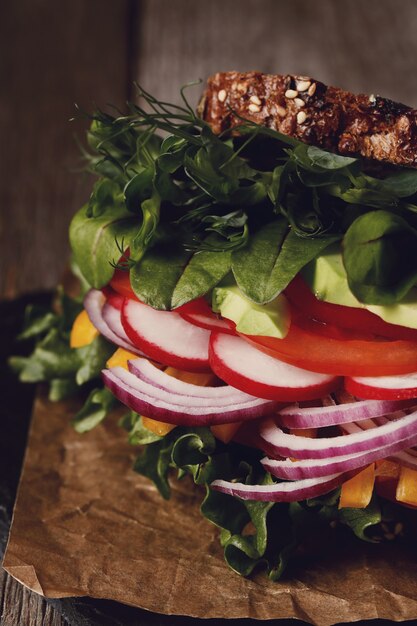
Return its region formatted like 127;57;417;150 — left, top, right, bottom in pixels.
4;389;417;625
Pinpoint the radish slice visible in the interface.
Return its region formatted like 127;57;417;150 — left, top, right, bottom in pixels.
211;472;346;502
178;298;235;334
128;358;256;402
102;302;139;347
121;298;211;372
102;367;278;425
209;332;340;401
346;373;417;400
260;409;417;459
277;399;410;429
84;290;144;355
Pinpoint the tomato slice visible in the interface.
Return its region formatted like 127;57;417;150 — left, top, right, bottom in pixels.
177;297;236;334
242;323;417;377
109;269;136;299
285;275;417;341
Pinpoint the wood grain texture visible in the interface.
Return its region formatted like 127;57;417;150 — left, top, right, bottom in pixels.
133;0;417;109
0;568;67;626
0;1;130;623
2;1;417;625
0;0;131;300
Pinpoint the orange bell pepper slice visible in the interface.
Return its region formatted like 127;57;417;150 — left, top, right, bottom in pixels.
339;463;375;509
70;310;99;348
396;465;417;506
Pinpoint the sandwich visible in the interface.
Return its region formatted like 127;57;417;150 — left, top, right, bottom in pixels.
13;72;417;579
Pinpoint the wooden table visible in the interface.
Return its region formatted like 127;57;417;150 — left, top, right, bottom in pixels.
2;0;417;623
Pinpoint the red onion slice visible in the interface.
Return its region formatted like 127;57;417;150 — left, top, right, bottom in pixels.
84;289;145;355
260;409;417;459
277;399;409;429
102;368;278;425
128;357;257;402
114;365;259;409
261;429;417;479
211;472;346;502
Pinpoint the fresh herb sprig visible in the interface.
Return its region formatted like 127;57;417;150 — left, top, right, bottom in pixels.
71;85;417;309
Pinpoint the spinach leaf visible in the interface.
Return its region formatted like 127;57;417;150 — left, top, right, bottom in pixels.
232;218;288;303
265;230;339;299
130;234;192;310
70;203;138;288
171;246;231;308
293;144;357;172
233;220;338;303
343;210;417;304
366;170;417;198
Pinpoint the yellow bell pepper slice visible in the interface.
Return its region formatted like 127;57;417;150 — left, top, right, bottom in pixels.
211;422;241;443
396;465;417;506
339;463;375;509
106;348;140;370
142;416;176;437
70;310;99;348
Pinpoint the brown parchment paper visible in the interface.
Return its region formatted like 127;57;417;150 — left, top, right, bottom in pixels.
4;390;417;625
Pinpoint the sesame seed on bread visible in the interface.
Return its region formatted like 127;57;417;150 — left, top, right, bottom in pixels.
199;71;417;168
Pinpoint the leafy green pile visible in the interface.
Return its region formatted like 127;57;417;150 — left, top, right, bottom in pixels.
120;415;416;579
71;85;417;309
9;289;117;432
11;86;417;581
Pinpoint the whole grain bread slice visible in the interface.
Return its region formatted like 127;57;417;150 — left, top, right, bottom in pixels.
199;71;417;168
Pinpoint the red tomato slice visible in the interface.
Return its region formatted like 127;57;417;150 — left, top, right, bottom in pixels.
285;275;417;341
109;269;136;299
242;324;417;377
177;298;236;334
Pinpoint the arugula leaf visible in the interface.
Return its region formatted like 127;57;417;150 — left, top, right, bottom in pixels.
123;168;154;212
133;436;176;500
18;305;57;340
75;335;114;385
72;387;117;433
120;413;163;445
87;179;123;217
69;203;138;288
49;378;78;402
343;210;417;304
10;328;81;382
338;496;382;542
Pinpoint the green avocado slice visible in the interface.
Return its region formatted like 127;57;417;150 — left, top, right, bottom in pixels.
212;284;290;338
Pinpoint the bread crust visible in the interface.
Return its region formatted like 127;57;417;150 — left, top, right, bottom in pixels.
200;71;417;168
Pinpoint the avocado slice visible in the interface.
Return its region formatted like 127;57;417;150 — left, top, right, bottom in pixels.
303;244;417;329
212;285;291;338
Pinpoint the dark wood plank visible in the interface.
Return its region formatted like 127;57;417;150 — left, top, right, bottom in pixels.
0;568;66;626
133;0;417;109
0;1;131;623
0;0;131;300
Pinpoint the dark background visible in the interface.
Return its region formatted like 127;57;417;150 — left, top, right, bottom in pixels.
1;0;417;624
